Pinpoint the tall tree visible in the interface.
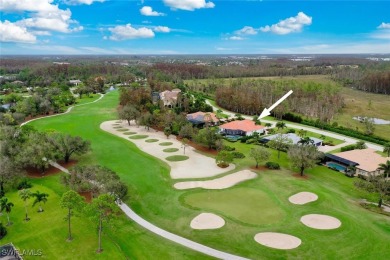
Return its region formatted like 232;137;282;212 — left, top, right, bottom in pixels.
0;197;14;226
298;137;315;146
215;151;234;167
288;145;323;176
0;156;23;197
31;191;49;212
250;147;270;168
354;174;389;208
195;126;221;150
60;190;86;241
362;117;375;135
118;105;140;126
382;143;390;157
267;134;293;159
49;133;90;163
87;194;119;253
19;189;32;221
378;160;390;178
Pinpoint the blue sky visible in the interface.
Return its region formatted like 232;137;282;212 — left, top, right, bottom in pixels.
0;0;389;55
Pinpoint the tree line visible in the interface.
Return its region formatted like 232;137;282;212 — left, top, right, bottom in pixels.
215;79;344;123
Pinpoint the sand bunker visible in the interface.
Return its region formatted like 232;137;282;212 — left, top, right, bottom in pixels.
289;192;318;205
174;170;257;190
254;232;301;250
190;213;225;230
300;214;341;230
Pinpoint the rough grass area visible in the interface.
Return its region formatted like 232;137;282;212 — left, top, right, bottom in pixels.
145;139;159;143
183;187;284;225
163;148;179;153
159;142;173;146
165;155;189;161
128;135;148;139
122;131;137;135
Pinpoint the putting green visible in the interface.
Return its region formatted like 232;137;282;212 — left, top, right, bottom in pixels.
183;187;285;226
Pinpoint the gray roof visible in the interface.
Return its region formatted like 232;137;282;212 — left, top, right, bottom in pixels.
263;133;322;145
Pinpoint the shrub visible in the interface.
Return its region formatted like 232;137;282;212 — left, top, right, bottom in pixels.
240;136;252;143
265;162;280;169
0;223;7;239
245;139;257;144
231;151;245;159
286;129;296;134
222;145;235;151
341;144;357;152
17;179;33;190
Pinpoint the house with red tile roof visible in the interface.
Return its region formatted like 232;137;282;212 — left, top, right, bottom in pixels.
186;112;219;126
219;119;266;136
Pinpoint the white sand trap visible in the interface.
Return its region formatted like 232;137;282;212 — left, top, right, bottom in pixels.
174;170;257;190
190;213;225;230
101;120;235;179
289;192;318;205
300;214;341;230
254;232;301;250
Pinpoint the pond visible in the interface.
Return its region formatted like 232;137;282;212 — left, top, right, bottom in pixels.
353;116;390;125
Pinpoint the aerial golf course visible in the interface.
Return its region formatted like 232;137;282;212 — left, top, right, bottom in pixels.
3;91;390;259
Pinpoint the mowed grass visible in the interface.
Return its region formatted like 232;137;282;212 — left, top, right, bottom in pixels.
24;91;211;259
128;134;148;139
163;148;179;153
166;155;189;161
26;91;390;259
183;187;285;225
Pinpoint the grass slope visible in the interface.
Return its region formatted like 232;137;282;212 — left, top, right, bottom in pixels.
23;90;390;259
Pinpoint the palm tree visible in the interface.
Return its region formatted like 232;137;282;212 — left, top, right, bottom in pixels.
378;160;390;178
298;137;315;146
297;129;307;138
0;197;14;226
275;121;286;131
19;189;32;221
383;143;390;157
31;191;49;212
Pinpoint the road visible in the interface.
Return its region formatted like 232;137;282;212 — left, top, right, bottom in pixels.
206;100;384;151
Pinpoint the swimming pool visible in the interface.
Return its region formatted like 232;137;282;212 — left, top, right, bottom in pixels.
326;162;347;172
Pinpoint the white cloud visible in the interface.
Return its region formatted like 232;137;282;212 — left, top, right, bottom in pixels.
108;24;155;41
0;20;37;43
377;22;390;29
163;0;215;11
228;36;244;41
260;12;312;35
153;26;171;33
235;26;257;35
63;0;105;5
1;0;82;35
140;6;165;16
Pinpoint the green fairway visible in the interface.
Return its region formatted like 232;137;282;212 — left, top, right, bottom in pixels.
183;188;285;225
22;90;390;259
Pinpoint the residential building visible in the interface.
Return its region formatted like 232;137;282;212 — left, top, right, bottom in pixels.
159;89;181;107
187;112;219;126
219;119;266;136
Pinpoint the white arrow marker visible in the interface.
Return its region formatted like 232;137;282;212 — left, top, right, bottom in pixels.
258;90;293;119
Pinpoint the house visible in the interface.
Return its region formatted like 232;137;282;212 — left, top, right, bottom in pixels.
159;89;181;107
262;133;323;146
324;148;389;177
187;112;219;126
69;79;82;86
219;119;266;136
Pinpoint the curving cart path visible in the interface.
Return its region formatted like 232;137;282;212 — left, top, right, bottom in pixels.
25;93;250;260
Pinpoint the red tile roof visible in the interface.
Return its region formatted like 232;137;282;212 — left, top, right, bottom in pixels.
187;112;219;123
220;119;265;132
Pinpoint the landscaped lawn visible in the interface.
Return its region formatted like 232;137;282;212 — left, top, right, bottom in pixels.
23;90;390;259
166;155;189;162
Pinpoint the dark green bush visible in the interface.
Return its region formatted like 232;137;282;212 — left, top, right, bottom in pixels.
286;128;296;133
231;151;245;159
222;145;236;151
17;179;33;190
265;161;280;169
340;144;356;152
0;223;7;239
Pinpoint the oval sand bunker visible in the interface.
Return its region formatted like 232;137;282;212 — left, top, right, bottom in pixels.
289;192;318;205
190;213;225;230
300;214;341;230
254;232;301;250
